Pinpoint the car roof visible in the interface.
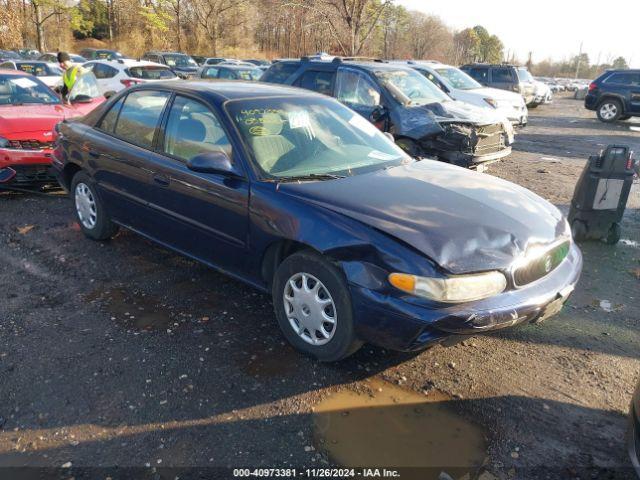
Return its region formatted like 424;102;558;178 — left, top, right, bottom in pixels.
214;64;259;70
132;80;323;102
89;59;166;69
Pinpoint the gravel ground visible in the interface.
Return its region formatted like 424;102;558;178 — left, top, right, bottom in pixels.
0;93;639;480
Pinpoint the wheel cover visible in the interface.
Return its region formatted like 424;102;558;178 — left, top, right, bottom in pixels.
283;272;337;346
600;103;617;120
75;182;97;229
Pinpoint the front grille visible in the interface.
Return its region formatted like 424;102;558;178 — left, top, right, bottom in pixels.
7;139;54;150
513;240;570;287
472;124;506;155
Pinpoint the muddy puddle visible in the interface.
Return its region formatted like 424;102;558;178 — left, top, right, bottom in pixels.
87;288;173;331
313;378;487;479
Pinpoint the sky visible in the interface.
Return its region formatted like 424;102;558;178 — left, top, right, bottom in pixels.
396;0;639;68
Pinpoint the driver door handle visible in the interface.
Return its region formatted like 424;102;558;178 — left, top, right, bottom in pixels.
153;174;170;187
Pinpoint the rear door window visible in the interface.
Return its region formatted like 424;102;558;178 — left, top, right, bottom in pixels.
202;67;220;79
113;90;171;149
218;69;237;80
492;68;514;83
261;62;300;83
297;70;335;95
467;67;488;82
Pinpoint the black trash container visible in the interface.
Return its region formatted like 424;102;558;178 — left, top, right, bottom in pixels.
569;145;636;244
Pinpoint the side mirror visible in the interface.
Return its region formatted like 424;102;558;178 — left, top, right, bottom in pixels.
70;94;93;104
369;105;388;123
104;91;115;99
187;151;238;176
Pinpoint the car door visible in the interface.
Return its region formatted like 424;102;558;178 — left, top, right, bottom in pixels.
142;94;249;270
334;67;383;125
629;73;640;113
82;89;172;232
490;67;517;93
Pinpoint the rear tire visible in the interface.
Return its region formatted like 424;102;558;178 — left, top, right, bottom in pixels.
272;250;362;362
597;99;623;122
71;171;119;241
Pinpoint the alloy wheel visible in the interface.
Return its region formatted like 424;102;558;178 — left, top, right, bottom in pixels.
599;103;618;120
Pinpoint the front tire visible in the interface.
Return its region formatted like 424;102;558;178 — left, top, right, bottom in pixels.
272;251;362;362
71;171;119;241
597;99;623;122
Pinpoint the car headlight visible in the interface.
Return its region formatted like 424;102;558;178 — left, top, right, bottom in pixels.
483;97;498;109
0;136;8;148
389;271;507;303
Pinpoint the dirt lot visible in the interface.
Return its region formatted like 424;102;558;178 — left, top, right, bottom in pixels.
1;93;639;479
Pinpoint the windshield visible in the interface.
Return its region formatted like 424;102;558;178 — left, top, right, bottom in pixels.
227;97;410;179
164;54;197;68
0;74;60;105
17;63;62;77
435;67;481;90
517;68;534;83
95;51;121;60
374;68;450;105
69;72;101;102
127;66;177;80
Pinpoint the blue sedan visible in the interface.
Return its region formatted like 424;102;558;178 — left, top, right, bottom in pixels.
52;81;582;361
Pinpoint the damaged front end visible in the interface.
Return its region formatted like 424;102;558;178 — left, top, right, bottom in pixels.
421;121;513;169
392;101;514;170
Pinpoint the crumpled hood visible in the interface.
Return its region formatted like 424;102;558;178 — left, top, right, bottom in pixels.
398;100;512;140
419;100;509;126
0;104;66;135
280;161;567;274
470;87;525;105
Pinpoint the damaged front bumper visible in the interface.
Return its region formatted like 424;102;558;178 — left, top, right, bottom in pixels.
349;243;582;352
421;121;514;168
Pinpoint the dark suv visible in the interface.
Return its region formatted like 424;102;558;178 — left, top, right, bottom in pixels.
141;51;199;78
261;57;514;169
584;70;640;122
461;64;536;105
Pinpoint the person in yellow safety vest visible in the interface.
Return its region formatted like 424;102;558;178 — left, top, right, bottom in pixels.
57;52;80;103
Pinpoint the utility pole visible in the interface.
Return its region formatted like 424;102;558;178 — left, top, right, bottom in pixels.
575;41;583;79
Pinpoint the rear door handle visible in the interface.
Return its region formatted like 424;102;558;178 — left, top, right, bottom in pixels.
153;174;170;187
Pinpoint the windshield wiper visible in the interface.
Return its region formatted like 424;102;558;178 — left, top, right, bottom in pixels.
276;173;346;182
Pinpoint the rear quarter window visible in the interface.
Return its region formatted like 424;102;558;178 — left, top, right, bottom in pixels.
604;72;640;85
112;90;171;149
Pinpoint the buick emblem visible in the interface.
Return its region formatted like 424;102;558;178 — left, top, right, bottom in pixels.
543;255;553;273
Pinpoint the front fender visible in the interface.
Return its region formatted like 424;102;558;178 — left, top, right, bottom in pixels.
248;181;439;288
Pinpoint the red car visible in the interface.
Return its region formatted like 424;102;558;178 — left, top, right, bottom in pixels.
0;70;104;187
